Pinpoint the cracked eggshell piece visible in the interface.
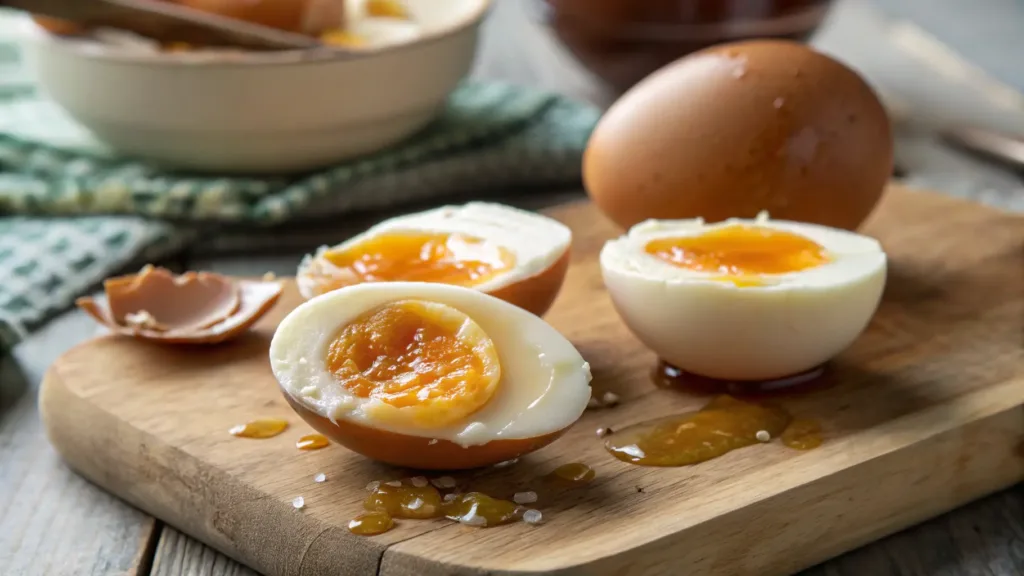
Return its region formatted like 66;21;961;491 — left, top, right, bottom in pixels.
600;216;887;381
270;281;592;470
76;268;283;345
296;203;572;317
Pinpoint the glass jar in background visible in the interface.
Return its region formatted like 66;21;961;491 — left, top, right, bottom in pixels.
532;0;836;93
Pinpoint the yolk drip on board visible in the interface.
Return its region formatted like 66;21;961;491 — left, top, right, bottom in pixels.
653;361;831;397
644;224;832;286
549;463;596;484
326;300;501;427
229;418;288;439
606;395;822;467
308;232;516;297
781;419;824;450
296;434;330;450
352;479;526;535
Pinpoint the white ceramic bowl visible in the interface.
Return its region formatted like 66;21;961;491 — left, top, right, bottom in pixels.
23;0;491;174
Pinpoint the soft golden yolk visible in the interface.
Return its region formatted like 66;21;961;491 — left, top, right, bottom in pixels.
645;225;831;283
326;300;501;428
306;232;516;297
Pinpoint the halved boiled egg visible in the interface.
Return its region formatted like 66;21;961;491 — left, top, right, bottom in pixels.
296;203;572;317
270;281;592;469
600;214;887;381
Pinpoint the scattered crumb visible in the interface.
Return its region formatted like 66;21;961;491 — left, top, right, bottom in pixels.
292;496;305;509
635;486;644;493
493;458;518;469
756;430;771;442
410;476;428;488
385;480;402;487
314;473;327;483
365;481;380;492
523;509;543;525
586;397;603;410
431;476;456;489
513;491;537;505
596;427;613;438
262;272;277;281
427;439;439;445
443;493;458;503
407;497;424;511
601;391;620;407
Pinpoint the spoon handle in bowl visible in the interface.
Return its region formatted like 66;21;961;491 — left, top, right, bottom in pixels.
2;0;326;51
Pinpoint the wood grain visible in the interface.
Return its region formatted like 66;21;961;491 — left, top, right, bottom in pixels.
0;313;160;576
36;185;1024;576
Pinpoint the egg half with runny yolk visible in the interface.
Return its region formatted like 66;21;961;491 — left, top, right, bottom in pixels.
600;214;887;381
296;203;572;317
270;281;592;469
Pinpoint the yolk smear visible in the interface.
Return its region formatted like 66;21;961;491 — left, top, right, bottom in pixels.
320;30;368;47
645;225;831;284
327;300;501;428
308;232;516;297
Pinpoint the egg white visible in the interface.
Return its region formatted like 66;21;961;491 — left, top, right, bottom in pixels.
270;281;592;447
600;215;887;381
296;202;572;300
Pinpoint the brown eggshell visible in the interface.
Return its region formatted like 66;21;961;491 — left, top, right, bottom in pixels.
584;39;894;232
31;16;85;36
104;266;240;332
282;392;568;470
77;270;282;345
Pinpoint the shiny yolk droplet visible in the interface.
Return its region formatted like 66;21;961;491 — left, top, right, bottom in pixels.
327;300;501;428
644;224;831;285
306;232;516;297
348;511;394;535
229;418;288;439
320;30;367;47
364;481;445;520
296;434;330;451
605;395;791;466
781;418;823;450
442;492;522;527
549;463;595;484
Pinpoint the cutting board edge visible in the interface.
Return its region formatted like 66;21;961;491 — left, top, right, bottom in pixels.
40;349;1024;576
38;361;388;576
378;381;1024;575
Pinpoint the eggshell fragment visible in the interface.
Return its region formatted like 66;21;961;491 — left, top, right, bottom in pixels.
76;267;282;345
104;265;240;332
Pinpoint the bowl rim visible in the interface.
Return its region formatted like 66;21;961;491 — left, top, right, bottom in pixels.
25;0;493;68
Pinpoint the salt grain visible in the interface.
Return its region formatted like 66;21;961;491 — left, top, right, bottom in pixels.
431;476;457;489
443;493;458;502
427;439;439;445
601;391;620;406
314;473;327;483
385;480;403;487
523;509;543;525
365;481;380;492
411;476;429;488
756;430;771;442
596;427;613;438
513;491;537;504
228;424;246;435
292;496;305;509
407;497;424;510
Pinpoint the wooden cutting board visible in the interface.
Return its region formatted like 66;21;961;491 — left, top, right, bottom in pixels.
40;185;1024;576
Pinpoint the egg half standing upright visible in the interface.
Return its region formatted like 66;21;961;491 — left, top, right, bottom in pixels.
600;215;887;381
297;203;572;317
270;282;592;469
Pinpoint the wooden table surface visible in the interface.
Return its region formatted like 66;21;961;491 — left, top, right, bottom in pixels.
1;1;1022;575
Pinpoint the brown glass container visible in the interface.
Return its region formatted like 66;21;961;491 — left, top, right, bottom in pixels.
533;0;836;93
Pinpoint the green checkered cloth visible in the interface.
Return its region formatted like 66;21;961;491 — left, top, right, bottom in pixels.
0;11;600;351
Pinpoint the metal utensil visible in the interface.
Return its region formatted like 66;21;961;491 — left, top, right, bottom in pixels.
2;0;327;51
941;125;1024;171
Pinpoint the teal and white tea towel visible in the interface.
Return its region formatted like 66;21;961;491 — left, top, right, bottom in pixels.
0;11;601;351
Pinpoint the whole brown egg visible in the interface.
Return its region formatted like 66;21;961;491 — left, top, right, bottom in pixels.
583;39;893;231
